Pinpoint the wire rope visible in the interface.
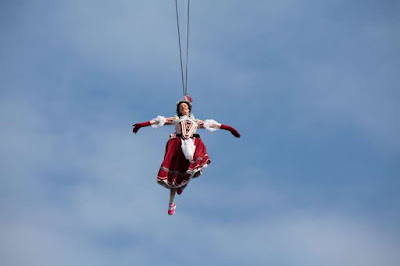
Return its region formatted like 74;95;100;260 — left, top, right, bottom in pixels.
184;0;190;95
174;0;185;96
174;0;191;96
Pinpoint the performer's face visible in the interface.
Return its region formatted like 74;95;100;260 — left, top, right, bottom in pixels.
179;103;190;116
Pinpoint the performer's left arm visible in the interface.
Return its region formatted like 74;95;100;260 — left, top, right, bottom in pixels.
196;119;205;128
200;119;241;138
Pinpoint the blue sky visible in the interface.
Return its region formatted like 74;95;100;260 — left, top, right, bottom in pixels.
1;0;399;265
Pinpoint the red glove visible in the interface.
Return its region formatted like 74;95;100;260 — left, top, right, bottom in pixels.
220;124;241;138
132;121;151;134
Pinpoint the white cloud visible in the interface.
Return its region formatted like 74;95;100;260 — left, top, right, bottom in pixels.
1;1;399;266
1;96;399;266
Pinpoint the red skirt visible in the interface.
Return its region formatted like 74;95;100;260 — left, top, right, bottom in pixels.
157;135;210;190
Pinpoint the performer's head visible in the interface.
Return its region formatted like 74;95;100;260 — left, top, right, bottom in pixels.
176;95;192;116
176;101;191;116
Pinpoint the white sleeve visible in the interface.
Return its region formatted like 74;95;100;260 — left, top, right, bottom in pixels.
171;116;179;126
151;115;166;128
203;119;221;132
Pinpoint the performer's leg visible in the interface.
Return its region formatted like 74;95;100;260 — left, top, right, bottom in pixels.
168;188;177;215
169;188;177;203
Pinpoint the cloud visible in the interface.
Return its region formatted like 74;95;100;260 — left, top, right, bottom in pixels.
204;214;400;266
1;1;399;266
3;96;398;266
3;207;399;266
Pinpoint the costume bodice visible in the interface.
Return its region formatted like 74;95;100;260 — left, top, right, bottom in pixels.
173;116;198;139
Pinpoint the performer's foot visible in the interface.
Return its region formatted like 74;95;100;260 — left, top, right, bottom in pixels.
193;170;202;178
168;202;176;215
177;185;186;195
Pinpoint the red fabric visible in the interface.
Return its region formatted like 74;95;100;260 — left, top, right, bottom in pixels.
132;121;151;134
220;124;241;138
157;136;210;191
183;95;192;103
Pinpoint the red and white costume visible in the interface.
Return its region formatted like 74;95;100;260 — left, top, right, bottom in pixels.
155;115;211;191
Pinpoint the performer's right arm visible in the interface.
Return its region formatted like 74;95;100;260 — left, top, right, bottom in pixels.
164;117;176;125
133;116;175;134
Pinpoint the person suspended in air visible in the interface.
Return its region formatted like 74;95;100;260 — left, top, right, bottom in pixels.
132;95;241;215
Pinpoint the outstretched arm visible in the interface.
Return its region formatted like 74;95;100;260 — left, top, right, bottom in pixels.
132;116;175;134
201;119;241;138
220;124;241;138
132;121;151;134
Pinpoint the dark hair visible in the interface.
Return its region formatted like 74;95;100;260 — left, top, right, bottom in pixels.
176;101;192;116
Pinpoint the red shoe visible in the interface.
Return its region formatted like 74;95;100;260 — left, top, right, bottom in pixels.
177;185;186;195
168;202;176;215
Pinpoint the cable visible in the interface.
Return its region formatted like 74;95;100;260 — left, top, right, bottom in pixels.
175;0;191;96
184;0;190;95
175;0;185;95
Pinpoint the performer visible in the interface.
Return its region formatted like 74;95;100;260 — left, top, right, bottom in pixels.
132;95;240;215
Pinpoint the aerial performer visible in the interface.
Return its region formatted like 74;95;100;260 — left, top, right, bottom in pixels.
132;95;240;215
